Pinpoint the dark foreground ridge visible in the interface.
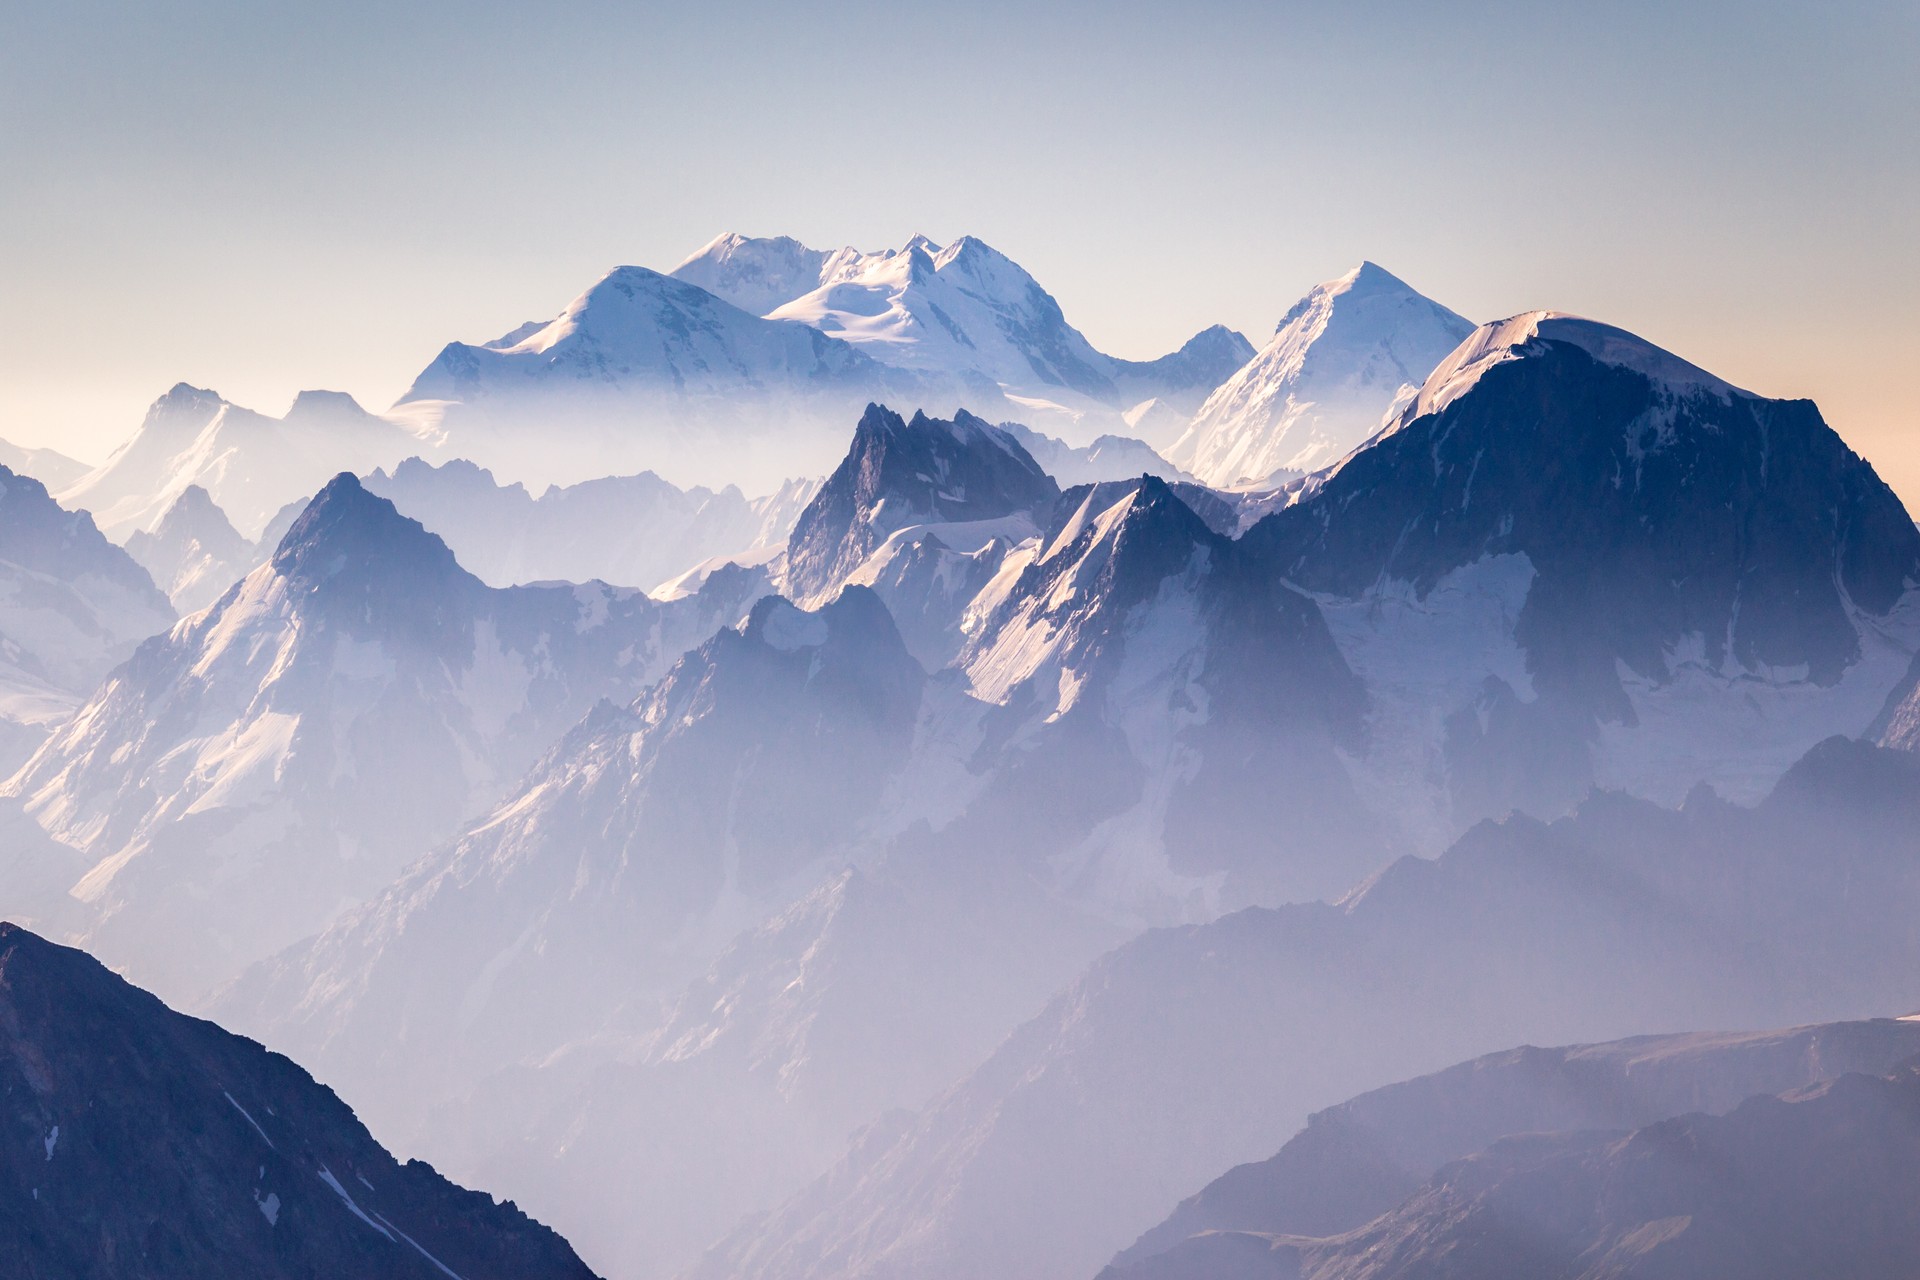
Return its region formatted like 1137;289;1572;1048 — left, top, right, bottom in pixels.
0;922;600;1280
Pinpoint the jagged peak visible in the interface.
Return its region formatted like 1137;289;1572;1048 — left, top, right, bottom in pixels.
270;472;464;589
1038;473;1212;566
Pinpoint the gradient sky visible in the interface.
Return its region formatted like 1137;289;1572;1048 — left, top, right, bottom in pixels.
4;1;1916;500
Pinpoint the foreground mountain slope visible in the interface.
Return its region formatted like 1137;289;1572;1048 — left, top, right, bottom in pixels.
0;465;174;767
1106;1019;1920;1277
0;922;598;1280
1170;263;1474;487
6;474;764;1004
1244;310;1920;845
692;736;1920;1280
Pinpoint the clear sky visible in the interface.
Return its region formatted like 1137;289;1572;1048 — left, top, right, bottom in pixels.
4;1;1916;500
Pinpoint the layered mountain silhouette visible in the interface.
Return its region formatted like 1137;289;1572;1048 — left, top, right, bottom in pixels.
6;473;766;1004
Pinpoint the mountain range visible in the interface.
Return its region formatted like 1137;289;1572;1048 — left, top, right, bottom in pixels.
5;235;1920;1280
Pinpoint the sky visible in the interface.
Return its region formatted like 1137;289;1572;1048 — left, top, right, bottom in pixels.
3;0;1916;500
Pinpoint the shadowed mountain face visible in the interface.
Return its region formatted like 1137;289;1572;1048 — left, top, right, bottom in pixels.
783;403;1060;606
1244;314;1920;840
1273;1067;1920;1280
0;922;599;1280
1106;1019;1920;1278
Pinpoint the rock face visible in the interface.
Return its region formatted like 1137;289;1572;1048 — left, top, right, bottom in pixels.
0;921;599;1280
123;484;256;613
1107;1019;1920;1278
783;404;1060;606
6;473;765;1005
0;463;174;768
1170;263;1474;488
1246;310;1920;845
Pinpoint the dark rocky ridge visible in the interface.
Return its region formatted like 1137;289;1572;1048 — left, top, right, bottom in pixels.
784;403;1060;604
0;922;598;1280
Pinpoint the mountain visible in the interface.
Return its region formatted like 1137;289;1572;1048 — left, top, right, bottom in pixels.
668;232;843;317
394;266;914;492
4;474;766;1005
1256;1066;1920;1280
0;922;599;1280
1106;1019;1920;1277
216;587;926;1124
363;457;809;593
59;385;430;540
122;484;256;613
689;735;1920;1280
0;464;174;768
782;404;1060;606
1169;263;1475;488
762;235;1253;424
211;419;1379;1277
996;421;1188;487
1244;310;1920;847
0;438;89;490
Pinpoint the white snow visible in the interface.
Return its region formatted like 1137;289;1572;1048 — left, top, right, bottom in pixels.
1170;263;1474;489
318;1164;394;1240
1400;311;1747;430
43;1124;57;1160
255;1190;281;1226
224;1092;277;1150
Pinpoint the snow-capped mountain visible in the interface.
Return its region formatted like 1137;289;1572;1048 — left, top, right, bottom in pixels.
123;484;256;613
1245;310;1920;847
394;266;915;492
0;923;599;1280
362;457;811;593
1109;1019;1920;1276
692;736;1920;1280
6;474;767;1005
763;236;1254;428
673;233;1254;441
0;465;174;767
668;232;846;318
1169;263;1476;488
59;385;430;540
